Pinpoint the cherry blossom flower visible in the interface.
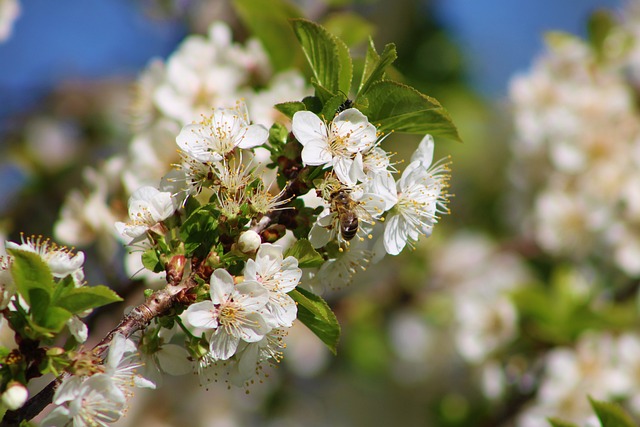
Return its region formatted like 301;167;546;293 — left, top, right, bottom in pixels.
292;108;377;186
183;269;270;360
176;104;268;164
114;186;177;240
243;244;301;327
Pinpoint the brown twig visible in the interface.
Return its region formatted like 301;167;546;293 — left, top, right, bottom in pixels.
1;269;197;426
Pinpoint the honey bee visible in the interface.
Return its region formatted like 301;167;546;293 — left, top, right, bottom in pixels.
329;188;359;241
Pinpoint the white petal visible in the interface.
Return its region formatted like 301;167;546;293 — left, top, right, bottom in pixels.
301;140;332;166
235;281;269;311
210;328;240;360
383;214;408;255
157;344;192;376
184;301;218;329
67;316;88;343
210;269;235;304
292;111;328;147
237;124;268;149
411;134;435;166
240;312;270;342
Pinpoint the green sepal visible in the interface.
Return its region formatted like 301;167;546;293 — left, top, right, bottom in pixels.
54;285;123;315
7;249;54;306
232;0;302;71
357;39;397;97
289;287;340;354
274;101;307;119
142;248;164;273
179;204;220;257
361;80;461;142
284;239;325;268
589;397;636;427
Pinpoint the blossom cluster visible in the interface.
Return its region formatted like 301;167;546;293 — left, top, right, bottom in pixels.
509;9;640;276
54;21;310;275
293;109;450;291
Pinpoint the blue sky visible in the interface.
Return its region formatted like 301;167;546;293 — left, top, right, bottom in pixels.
433;0;622;96
0;0;624;120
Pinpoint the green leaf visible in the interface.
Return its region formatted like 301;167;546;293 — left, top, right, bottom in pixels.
320;94;349;121
547;418;579;427
274;101;306;119
284;239;325;268
292;19;351;97
361;80;461;142
28;288;51;324
588;10;616;60
7;249;54;306
322;12;374;48
55;285;123;315
179;204;220;257
232;0;302;71
357;39;397;96
289;287;340;354
590;398;636;427
142;248;164;273
35;306;72;333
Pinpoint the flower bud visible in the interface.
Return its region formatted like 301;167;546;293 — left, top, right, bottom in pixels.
237;230;262;254
166;254;186;285
2;382;28;410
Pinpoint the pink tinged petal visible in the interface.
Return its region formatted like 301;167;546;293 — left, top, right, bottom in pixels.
267;294;297;327
240;312;270;342
301;141;332;166
157;344;192;376
210;328;240;360
184;301;218;329
237;124;269;149
292;111;328;147
256;243;284;267
384;214;408;255
235;281;270;311
243;258;259;280
210;269;235;304
411;134;435;167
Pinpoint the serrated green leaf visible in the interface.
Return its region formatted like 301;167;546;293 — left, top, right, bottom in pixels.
55;285;122;315
275;101;306;119
142;248;164;273
28;288;51;324
179;204;220;257
321;94;348;121
361;80;461;142
289;287;340;354
311;80;336;105
302;95;323;113
590;397;636;427
232;0;302;71
51;275;75;304
322;12;374;48
358;39;397;96
547;418;579;427
284;239;325;268
335;35;352;96
292;19;346;96
8;249;54;306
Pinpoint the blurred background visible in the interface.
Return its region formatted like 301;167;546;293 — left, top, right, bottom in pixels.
1;0;637;426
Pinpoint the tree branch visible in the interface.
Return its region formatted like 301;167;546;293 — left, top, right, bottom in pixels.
1;270;196;426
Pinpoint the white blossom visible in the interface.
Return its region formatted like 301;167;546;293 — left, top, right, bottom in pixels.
176;104;268;164
183;269;270;360
292;108;377;186
243;243;301;327
114;186;176;240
